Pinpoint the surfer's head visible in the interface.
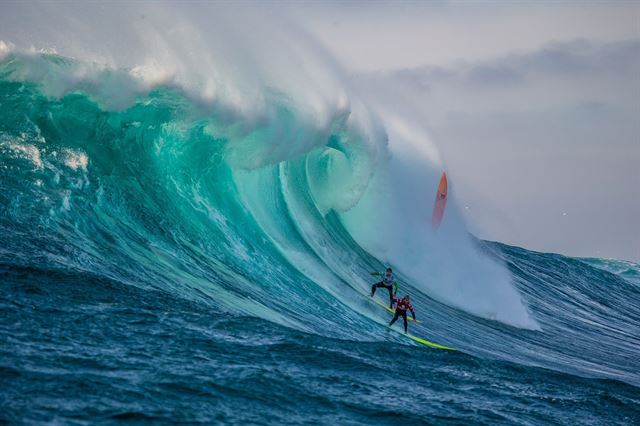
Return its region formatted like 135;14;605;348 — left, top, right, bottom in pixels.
385;267;392;274
404;294;410;301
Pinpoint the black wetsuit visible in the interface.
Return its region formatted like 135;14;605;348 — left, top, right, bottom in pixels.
371;272;397;308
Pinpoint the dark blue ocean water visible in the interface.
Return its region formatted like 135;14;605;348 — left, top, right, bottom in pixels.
1;53;639;425
2;254;640;425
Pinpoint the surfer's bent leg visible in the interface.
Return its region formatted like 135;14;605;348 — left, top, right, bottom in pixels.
389;311;401;326
402;312;408;333
371;282;384;297
385;285;394;308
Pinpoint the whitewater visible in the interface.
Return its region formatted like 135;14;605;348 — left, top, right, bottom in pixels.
1;3;639;425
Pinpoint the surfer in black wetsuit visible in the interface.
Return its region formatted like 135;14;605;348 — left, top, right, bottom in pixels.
370;267;398;308
389;294;416;334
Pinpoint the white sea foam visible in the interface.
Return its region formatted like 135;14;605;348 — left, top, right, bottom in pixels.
0;40;14;60
61;149;88;171
2;140;43;169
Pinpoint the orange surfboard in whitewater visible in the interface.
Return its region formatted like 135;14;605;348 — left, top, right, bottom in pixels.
431;172;448;230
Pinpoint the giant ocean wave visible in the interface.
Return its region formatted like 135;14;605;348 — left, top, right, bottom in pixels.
1;4;639;423
0;44;538;331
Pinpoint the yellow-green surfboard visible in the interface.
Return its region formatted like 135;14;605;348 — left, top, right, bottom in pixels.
361;288;456;350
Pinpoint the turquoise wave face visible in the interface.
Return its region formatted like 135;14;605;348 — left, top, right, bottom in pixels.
0;56;382;336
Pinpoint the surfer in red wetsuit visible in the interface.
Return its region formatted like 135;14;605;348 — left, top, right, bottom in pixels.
389;294;416;334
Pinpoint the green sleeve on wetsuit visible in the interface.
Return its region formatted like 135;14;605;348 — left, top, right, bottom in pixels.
393;281;398;294
370;272;380;276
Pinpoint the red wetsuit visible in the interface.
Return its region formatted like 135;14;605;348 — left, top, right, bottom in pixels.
389;297;416;333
